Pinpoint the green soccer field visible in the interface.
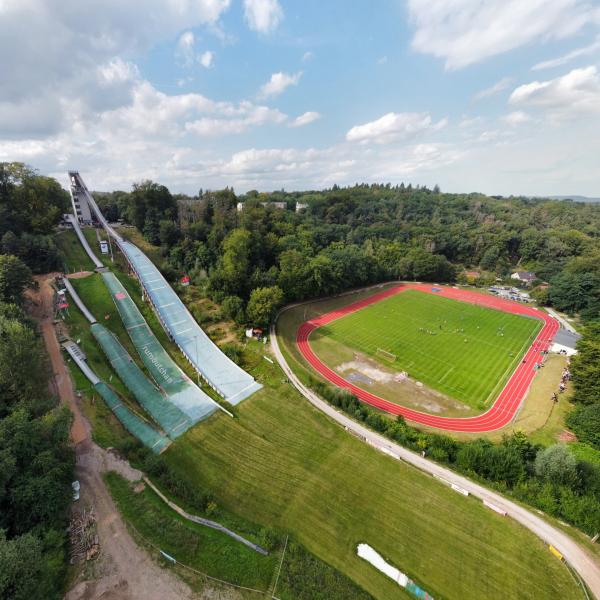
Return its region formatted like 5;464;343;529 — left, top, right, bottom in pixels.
314;290;542;408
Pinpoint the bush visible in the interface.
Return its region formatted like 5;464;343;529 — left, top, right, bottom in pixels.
534;445;579;487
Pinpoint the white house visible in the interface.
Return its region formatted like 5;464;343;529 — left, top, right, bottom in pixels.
511;271;536;285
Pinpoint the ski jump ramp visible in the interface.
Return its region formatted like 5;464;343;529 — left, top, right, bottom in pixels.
68;171;261;405
100;271;221;422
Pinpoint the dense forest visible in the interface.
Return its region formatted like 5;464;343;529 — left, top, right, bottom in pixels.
95;181;600;326
0;163;69;274
0;163;74;599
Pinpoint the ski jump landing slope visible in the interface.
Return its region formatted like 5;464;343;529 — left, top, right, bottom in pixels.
63;340;170;453
68;171;261;406
64;209;220;425
63;276;196;437
297;283;559;433
101;271;220;423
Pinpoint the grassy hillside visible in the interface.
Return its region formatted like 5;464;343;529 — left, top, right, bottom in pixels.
55;229;96;273
66;248;581;600
166;353;579;600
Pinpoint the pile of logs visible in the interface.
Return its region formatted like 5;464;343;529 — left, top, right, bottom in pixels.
69;507;99;564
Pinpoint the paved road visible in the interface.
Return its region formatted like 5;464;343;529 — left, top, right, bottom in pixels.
271;316;600;599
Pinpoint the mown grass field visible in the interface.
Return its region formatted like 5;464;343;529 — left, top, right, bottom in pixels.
167;352;580;600
312;289;541;409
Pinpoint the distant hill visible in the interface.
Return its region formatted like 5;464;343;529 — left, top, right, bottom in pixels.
549;195;600;203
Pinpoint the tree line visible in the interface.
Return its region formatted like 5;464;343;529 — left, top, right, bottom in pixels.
0;264;74;600
0;163;69;274
0;163;74;599
94;180;600;328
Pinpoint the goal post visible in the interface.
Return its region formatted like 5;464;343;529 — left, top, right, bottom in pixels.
376;348;396;362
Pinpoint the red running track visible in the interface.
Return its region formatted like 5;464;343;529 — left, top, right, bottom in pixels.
296;284;559;432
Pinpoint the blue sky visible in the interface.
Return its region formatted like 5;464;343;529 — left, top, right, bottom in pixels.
1;0;599;196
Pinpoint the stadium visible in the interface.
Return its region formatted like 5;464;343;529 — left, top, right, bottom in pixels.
294;283;559;433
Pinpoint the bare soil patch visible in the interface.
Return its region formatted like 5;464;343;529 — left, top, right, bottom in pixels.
335;352;472;415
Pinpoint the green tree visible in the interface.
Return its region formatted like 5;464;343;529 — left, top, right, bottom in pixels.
570;323;600;405
549;272;600;315
534;445;579;487
246;286;284;328
218;229;252;296
0;255;32;305
221;295;246;323
278;249;309;300
158;219;180;247
0;530;44;600
129;180;177;240
567;404;600;450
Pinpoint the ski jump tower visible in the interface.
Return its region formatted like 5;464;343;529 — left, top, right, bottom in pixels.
68;171;94;225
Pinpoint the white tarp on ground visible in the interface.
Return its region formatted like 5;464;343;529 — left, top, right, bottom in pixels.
356;543;408;587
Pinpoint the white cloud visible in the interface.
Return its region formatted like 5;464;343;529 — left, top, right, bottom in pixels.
289;111;321;127
346;112;447;144
532;35;600;70
509;66;600;116
185;104;287;136
177;32;215;69
407;0;599;69
0;0;231;138
502;111;532;126
177;31;197;67
474;77;512;101
377;56;388;65
199;50;215;68
302;51;314;62
258;71;302;99
243;0;283;34
459;116;484;129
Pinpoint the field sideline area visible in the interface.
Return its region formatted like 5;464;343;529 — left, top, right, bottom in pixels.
313;288;541;409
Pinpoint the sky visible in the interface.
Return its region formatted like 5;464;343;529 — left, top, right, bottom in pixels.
1;0;600;196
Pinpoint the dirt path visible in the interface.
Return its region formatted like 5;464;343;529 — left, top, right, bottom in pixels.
67;442;197;600
29;274;200;600
29;273;88;444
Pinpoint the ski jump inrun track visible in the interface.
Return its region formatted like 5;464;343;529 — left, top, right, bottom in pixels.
296;283;560;433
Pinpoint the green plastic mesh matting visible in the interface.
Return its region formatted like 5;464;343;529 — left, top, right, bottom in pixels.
93;382;170;453
91;323;192;438
100;271;218;423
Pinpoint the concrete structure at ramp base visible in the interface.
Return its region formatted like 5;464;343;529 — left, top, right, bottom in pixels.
68;170;261;406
